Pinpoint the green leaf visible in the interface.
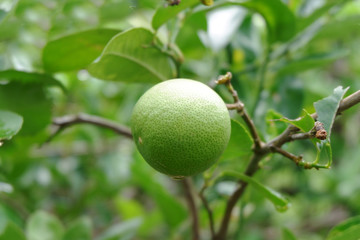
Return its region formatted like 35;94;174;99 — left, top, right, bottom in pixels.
221;119;253;160
228;0;296;43
279;110;315;133
26;211;65;240
62;217;92;240
175;11;207;59
114;197;145;220
0;222;25;240
224;171;290;212
327;216;360;240
43;29;120;72
266;109;288;138
296;0;351;32
313;15;360;41
282;228;297;240
0;110;23;141
131;151;188;229
276;50;349;77
272;19;324;59
0;83;52;135
0;204;23;232
0;70;66;92
314;86;349;136
152;0;199;30
99;2;133;22
88;28;175;83
95;218;142;240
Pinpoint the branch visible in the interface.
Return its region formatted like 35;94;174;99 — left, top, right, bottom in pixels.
49;113;133;142
319;89;360;117
181;178;200;240
270;90;360;147
270;145;303;165
199;183;215;238
214;153;265;240
216;72;263;150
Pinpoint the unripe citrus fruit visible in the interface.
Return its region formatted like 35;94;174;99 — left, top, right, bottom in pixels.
131;79;231;177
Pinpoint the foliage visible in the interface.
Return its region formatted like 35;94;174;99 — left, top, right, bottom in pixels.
1;0;360;239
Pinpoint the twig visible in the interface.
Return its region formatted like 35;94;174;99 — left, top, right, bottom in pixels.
199;183;215;237
216;72;263;150
315;89;360;119
49;113;133;142
182;178;200;240
214;181;248;240
214;153;265;240
289;132;312;141
270;145;303;164
270;90;360;147
241;110;265;151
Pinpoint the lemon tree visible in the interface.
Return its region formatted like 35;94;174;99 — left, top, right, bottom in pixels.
1;1;360;240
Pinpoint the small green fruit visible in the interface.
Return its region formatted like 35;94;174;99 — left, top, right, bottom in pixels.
131;79;231;177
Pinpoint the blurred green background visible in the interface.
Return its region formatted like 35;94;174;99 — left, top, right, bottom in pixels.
0;0;360;239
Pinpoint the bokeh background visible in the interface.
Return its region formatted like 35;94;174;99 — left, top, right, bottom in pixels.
0;0;360;239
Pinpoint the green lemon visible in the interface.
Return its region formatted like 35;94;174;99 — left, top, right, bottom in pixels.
131;79;231;177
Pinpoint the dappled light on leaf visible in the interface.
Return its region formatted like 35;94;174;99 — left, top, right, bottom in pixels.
88;28;175;83
43;29;120;72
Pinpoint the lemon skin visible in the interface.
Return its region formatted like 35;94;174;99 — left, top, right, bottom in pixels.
131;79;231;177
